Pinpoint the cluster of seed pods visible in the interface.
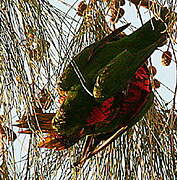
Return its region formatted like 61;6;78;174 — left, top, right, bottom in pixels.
20;25;50;62
148;49;172;89
77;0;125;23
148;66;160;89
108;0;125;23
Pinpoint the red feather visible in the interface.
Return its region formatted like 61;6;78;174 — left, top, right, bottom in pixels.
86;64;151;127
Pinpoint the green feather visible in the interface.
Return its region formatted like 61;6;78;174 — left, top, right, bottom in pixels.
56;8;169;136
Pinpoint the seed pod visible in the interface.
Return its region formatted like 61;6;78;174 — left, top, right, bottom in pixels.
148;66;157;76
110;8;124;23
152;79;160;89
117;8;124;19
161;51;172;66
115;0;125;7
120;0;125;6
77;1;87;16
28;49;39;60
109;0;125;8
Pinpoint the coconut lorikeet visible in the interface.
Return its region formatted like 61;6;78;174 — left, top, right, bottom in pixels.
15;7;172;160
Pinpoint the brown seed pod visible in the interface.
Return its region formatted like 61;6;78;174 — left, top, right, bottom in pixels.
120;0;125;6
28;49;41;61
110;9;116;22
161;51;172;66
117;8;124;19
148;66;157;76
152;79;160;89
77;1;87;16
115;0;125;7
110;8;124;23
109;0;125;8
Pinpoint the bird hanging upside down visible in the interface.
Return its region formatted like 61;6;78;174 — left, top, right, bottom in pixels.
15;6;174;164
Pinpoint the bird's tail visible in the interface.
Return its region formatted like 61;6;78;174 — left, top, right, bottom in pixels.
38;132;80;150
14;112;81;150
14;113;56;134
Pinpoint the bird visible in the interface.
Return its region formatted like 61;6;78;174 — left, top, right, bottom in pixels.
15;6;171;162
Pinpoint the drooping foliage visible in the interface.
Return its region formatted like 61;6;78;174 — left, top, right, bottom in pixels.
0;0;176;179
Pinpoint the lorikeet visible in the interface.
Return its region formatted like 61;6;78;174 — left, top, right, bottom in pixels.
15;7;171;157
